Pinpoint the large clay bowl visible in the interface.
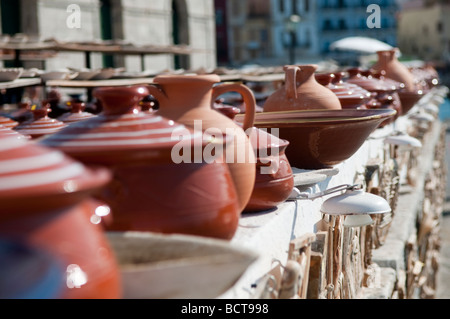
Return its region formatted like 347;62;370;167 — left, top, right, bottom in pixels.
236;109;396;169
107;231;258;299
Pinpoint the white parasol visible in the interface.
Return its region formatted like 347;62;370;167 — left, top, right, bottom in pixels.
329;36;399;55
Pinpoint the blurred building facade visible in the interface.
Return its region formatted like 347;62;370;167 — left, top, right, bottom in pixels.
215;0;399;67
397;0;450;64
0;0;217;72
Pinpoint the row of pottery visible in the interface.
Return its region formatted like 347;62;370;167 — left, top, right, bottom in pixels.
0;125;257;299
0;52;437;298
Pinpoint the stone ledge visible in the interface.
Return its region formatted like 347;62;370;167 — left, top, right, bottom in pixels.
360;267;397;299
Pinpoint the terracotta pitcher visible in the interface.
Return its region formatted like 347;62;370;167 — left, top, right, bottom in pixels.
263;65;342;112
147;74;257;213
371;49;416;92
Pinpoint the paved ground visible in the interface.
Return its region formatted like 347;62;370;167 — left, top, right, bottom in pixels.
435;124;450;298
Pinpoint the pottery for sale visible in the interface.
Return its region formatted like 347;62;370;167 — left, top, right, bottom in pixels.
236;109;397;169
345;68;402;123
315;72;372;109
148;74;257;213
214;104;294;212
58;101;96;123
244;127;294;212
0;115;18;129
0;133;121;299
263;65;342;112
41;85;241;240
372;49;416;91
107;231;258;299
14;104;66;139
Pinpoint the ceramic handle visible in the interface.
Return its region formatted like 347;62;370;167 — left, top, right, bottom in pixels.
212;83;256;131
284;65;299;99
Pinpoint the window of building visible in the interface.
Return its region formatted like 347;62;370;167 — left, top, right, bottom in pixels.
279;0;285;13
437;21;443;33
292;0;298;14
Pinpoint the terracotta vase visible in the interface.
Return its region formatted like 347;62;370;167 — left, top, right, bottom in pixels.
245;127;294;212
147;74;257;213
214;104;294;212
263;65;342;112
15;103;66;139
40;85;241;240
0;132;121;299
58;101;96;123
371;49;416;91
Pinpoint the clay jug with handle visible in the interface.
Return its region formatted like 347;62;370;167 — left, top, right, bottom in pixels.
263;65;342;112
371;49;416;92
147;74;257;213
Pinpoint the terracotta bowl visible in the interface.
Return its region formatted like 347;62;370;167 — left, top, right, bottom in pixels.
236;109;397;169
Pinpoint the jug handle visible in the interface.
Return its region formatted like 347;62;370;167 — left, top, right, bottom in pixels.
212;83;256;131
284;65;299;100
145;84;169;105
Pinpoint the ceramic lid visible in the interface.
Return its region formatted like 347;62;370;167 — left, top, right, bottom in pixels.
0;124;29;140
0;132;110;201
317;72;372;100
57;101;96;123
40;86;213;156
346;68;397;93
14;105;66;138
0;115;18;129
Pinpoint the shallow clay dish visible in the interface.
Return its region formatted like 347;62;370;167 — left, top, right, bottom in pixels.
236;109;396;169
107;231;258;299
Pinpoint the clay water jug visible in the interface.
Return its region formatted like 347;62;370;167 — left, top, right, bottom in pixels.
263;65;342;112
147;74;257;213
372;49;416;92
